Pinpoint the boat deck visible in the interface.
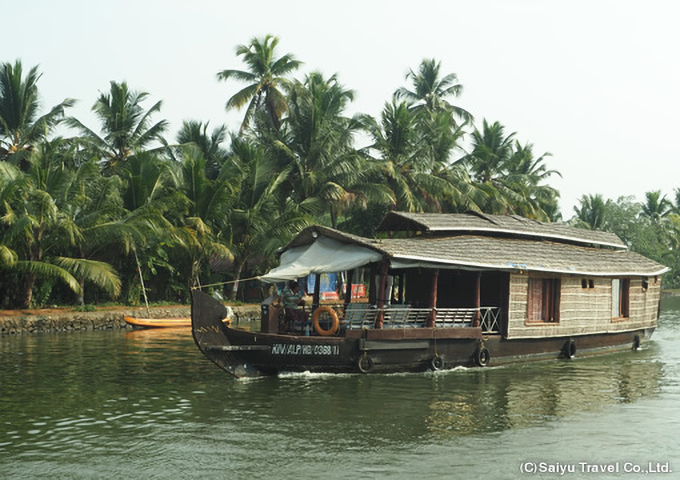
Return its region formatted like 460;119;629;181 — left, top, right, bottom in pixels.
286;304;501;334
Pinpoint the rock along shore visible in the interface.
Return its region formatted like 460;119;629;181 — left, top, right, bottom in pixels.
0;304;261;335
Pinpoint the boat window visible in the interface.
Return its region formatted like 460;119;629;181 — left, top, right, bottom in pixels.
527;278;560;323
612;279;630;319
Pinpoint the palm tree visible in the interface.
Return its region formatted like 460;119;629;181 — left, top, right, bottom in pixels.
0;139;121;307
640;190;672;222
222;136;310;299
66;81;168;172
361;99;460;213
673;188;680;215
457;120;559;220
276;72;392;227
461;120;516;184
217;35;301;133
172;145;233;289
503;141;561;220
0;161;26;260
573;194;609;231
395;58;472;124
0;60;74;168
418;108;467;171
115;150;175;213
176;120;228;180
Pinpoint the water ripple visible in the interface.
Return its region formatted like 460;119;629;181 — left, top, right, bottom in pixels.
1;302;679;478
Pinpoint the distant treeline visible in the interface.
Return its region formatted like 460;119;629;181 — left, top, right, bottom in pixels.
1;35;678;308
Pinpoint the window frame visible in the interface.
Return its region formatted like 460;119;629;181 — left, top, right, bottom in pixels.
527;277;561;324
611;278;630;321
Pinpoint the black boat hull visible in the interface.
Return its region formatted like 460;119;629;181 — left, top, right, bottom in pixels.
191;291;654;378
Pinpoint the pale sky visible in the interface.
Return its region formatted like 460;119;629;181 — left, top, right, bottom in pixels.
7;0;680;218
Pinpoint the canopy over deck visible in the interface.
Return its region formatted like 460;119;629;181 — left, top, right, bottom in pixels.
259;236;382;283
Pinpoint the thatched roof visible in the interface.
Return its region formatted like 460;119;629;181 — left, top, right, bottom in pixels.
376;211;626;249
282;222;667;277
375;235;667;277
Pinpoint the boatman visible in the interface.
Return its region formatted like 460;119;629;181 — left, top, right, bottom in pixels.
281;280;309;329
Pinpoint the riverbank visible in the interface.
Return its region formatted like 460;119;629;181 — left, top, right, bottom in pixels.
3;288;678;335
0;304;261;335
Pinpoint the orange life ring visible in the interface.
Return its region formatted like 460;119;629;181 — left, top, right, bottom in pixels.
312;306;339;336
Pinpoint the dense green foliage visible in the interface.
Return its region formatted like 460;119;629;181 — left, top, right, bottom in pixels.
1;37;678;307
573;193;680;288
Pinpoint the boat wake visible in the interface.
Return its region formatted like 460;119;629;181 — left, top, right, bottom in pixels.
277;366;476;380
277;371;355;380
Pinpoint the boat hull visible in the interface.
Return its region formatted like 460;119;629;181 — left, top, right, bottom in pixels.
191;291;654;378
124;316;192;328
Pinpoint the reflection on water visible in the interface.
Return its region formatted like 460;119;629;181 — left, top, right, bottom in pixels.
123;326;192;348
425;352;662;437
1;298;679;478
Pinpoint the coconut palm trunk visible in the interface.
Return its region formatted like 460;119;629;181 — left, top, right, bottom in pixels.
229;257;247;301
76;277;85;306
19;273;37;309
19;228;45;308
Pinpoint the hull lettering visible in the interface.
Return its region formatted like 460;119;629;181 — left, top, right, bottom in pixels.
271;343;340;356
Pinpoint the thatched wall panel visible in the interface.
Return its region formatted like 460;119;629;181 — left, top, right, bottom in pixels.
506;274;660;339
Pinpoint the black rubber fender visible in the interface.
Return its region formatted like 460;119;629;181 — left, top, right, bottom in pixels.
475;347;490;367
430;355;443;371
633;334;641;350
357;355;374;374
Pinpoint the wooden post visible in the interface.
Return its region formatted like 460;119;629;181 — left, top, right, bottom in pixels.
344;269;354;310
427;269;439;328
368;264;377;305
374;260;389;329
473;271;481;328
313;273;321;311
398;273;405;304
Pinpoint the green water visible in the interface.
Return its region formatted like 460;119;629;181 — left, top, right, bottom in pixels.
2;298;680;479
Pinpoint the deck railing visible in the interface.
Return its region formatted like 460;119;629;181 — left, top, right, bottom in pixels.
331;304;501;333
479;307;501;334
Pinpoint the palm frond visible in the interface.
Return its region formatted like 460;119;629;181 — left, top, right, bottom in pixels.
217;69;257;83
226;84;259;110
0;244;18;266
53;256;121;297
11;260;81;294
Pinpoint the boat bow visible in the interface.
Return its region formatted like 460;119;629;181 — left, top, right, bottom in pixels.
191;290;259;378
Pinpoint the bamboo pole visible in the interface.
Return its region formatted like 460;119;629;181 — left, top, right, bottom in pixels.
133;248;150;317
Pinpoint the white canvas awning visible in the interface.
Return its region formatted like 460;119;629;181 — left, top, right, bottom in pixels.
259;237;383;283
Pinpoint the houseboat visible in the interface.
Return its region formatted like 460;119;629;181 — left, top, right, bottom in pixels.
191;211;667;378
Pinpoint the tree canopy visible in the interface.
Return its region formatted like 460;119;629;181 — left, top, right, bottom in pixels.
1;36;678;308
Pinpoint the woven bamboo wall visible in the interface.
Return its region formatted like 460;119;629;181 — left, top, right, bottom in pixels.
507;274;660;339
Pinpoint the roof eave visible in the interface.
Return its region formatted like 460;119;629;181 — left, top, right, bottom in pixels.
424;226;627;250
391;253;670;277
280;225;390;257
376;211;626;250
